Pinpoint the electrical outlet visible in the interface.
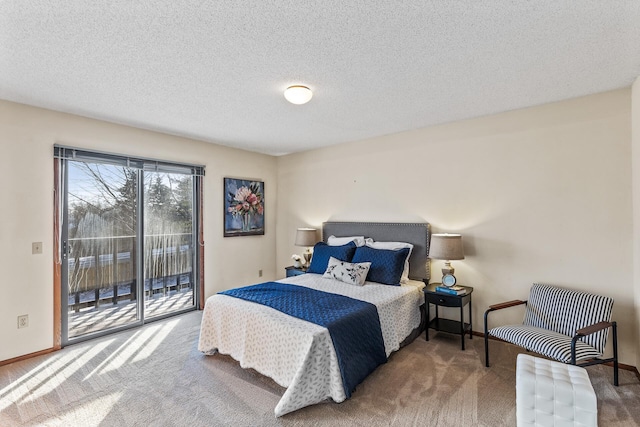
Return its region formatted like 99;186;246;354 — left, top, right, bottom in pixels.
32;242;43;255
258;269;263;277
17;314;28;329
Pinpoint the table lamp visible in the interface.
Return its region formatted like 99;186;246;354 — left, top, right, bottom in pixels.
429;233;464;285
295;228;317;267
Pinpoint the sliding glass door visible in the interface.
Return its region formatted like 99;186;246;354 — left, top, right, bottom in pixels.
57;147;203;345
143;171;195;319
64;161;141;339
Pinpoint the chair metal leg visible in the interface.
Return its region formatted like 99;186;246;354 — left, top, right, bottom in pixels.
484;309;490;367
612;321;619;386
573;321;618;386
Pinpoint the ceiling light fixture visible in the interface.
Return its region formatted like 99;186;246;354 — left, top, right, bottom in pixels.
284;85;313;105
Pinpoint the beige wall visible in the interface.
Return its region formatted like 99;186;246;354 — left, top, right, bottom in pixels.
0;100;277;362
277;89;636;365
2;87;637;367
633;77;640;370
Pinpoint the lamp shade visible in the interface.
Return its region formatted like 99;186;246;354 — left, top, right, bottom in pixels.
295;228;317;247
429;234;464;260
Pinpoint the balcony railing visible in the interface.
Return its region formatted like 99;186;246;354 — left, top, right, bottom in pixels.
66;233;194;312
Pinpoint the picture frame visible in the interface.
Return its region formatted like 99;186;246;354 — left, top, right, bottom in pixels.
224;177;265;237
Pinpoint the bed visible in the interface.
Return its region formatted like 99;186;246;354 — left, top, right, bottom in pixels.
198;222;431;416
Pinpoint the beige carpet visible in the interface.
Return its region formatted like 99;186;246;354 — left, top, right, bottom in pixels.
1;311;639;426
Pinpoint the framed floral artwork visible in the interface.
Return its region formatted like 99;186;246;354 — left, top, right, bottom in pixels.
224;177;265;237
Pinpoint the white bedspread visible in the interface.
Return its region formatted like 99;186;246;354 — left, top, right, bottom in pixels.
197;274;425;416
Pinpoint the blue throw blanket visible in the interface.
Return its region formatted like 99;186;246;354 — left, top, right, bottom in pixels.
220;282;387;398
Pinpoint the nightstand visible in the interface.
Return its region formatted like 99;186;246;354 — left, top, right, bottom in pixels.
285;266;307;277
423;281;474;350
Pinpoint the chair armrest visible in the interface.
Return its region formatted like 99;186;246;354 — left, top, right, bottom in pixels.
571;321;617;365
487;300;527;312
483;298;527;368
484;299;527;339
575;321;614;337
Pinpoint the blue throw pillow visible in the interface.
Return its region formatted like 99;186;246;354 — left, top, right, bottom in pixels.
307;241;357;274
352;246;410;286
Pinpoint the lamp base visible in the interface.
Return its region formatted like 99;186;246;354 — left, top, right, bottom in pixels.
441;261;454;276
303;251;312;266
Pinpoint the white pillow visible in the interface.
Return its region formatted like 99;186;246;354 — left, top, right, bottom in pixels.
323;256;372;286
365;241;413;283
327;235;370;247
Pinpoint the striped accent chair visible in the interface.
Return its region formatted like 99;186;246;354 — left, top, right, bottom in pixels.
484;283;618;385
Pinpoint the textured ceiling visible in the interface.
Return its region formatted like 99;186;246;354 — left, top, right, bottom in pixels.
1;1;640;156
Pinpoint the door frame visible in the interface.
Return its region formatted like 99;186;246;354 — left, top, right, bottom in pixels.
54;146;204;347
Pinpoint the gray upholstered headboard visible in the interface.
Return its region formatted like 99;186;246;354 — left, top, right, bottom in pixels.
322;222;431;281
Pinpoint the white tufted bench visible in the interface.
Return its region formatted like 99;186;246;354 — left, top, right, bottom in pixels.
516;354;597;427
